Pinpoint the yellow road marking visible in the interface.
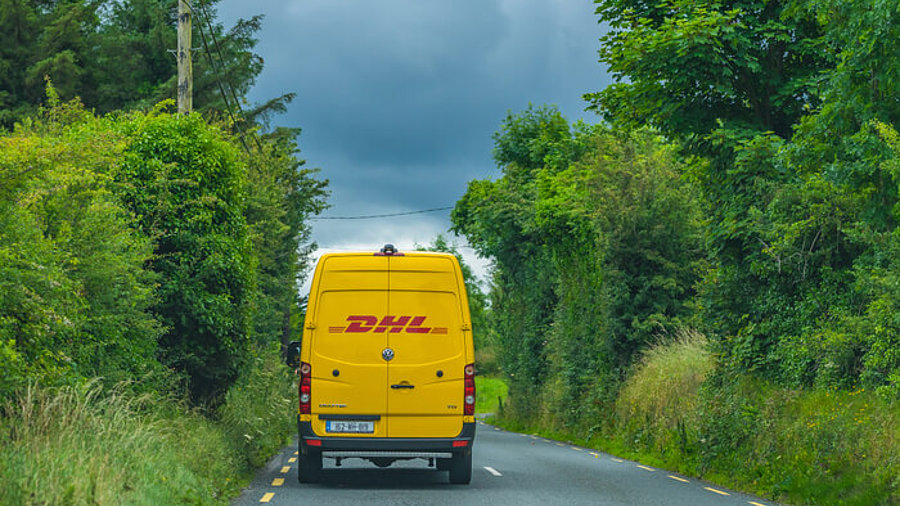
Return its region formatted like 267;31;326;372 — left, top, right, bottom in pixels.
555;443;565;447
569;446;582;451
611;458;624;463
668;475;689;483
704;486;730;496
748;502;768;506
272;478;284;486
260;492;275;503
636;465;655;472
590;452;600;458
293;451;298;455
288;457;297;463
280;466;290;474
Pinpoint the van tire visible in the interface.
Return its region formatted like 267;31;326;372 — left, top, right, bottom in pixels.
298;449;322;483
448;451;472;484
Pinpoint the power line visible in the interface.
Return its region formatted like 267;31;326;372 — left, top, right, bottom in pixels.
310;206;454;220
193;0;259;153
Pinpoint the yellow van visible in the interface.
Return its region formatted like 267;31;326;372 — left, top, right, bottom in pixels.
286;244;476;484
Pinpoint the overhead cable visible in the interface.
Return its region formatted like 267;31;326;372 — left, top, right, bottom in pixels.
310;206;454;220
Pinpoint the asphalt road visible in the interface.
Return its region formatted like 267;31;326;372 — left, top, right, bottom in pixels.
232;421;777;506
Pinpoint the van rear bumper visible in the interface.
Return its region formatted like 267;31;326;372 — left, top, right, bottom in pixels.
298;419;475;458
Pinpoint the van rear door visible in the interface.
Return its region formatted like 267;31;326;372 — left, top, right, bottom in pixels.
309;255;388;437
386;254;468;438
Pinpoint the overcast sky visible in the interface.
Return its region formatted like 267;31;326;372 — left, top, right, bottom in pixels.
217;0;612;287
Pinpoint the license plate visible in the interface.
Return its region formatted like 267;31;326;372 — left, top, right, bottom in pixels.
326;420;374;433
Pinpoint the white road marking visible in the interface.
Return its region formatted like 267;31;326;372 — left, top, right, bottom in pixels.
484;466;503;477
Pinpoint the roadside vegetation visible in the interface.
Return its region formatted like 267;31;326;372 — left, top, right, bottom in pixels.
0;2;325;503
460;1;900;504
0;345;294;505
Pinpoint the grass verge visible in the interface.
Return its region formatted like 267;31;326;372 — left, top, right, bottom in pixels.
475;376;508;415
0;344;295;505
488;331;900;505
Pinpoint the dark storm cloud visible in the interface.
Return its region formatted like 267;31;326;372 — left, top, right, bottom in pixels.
217;0;611;279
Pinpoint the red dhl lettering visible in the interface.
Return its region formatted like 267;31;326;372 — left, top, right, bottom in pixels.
328;315;447;334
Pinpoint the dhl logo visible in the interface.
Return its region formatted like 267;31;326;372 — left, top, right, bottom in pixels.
328;315;448;334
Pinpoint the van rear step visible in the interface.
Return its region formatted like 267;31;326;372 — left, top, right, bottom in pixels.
322;451;452;459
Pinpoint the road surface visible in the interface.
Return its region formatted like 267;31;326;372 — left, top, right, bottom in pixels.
232;421;776;506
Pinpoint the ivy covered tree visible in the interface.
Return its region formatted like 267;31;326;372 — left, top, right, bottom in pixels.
453;106;702;423
112;109;257;404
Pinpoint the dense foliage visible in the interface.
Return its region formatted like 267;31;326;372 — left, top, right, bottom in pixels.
453;107;703;424
457;1;900;502
582;0;900;394
459;1;899;414
0;92;162;393
0;92;326;406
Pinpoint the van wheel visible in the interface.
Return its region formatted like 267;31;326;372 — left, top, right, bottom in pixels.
298;449;322;483
448;451;472;484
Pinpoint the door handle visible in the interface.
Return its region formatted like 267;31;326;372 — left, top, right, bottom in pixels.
390;384;415;389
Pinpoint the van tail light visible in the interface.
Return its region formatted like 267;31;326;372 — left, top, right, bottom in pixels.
464;363;475;415
299;361;312;414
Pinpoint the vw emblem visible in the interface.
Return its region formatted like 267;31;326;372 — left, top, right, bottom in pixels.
382;348;395;361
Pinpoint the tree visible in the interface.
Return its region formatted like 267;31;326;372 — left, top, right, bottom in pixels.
454;106;703;421
588;0;900;394
243;126;328;347
586;0;827;147
114;109;256;404
0;0;292;130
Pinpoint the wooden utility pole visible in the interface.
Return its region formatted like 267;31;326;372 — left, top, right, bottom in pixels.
177;0;192;114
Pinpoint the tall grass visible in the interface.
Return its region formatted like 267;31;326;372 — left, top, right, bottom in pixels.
219;344;296;468
614;329;713;461
0;344;295;505
618;329;712;433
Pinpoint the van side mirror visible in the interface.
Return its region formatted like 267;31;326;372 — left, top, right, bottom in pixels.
285;341;302;368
